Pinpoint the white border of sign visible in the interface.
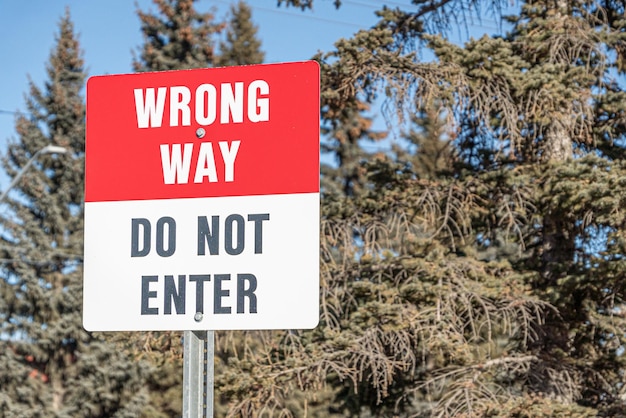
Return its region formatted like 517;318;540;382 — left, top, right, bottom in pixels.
83;193;319;331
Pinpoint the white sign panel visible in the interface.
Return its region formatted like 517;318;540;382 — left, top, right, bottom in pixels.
84;62;320;331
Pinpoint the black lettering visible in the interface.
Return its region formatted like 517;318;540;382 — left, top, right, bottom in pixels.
214;274;231;314
131;218;151;257
156;216;176;257
164;274;186;314
141;275;158;315
225;214;244;255
197;215;219;255
189;274;210;314
247;213;269;254
237;273;257;314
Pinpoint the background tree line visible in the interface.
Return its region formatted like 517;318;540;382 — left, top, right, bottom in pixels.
3;0;626;416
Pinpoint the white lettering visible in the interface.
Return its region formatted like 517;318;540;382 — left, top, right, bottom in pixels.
161;141;240;185
160;143;193;184
195;84;217;125
170;86;191;127
134;87;167;128
135;81;270;128
248;80;269;122
220;82;244;124
219;140;240;182
194;143;218;183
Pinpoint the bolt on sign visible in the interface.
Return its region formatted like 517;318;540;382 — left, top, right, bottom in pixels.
83;61;320;331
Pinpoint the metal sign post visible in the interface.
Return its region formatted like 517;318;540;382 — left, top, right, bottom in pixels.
183;330;214;417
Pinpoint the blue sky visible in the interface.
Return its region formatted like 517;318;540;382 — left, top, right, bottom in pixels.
0;0;508;191
0;0;395;188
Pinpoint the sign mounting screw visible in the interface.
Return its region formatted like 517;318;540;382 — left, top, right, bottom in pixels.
194;312;203;322
196;128;206;139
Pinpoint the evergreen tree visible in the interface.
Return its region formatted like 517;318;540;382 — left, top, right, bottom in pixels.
212;1;626;416
394;100;456;180
320;97;387;197
217;1;264;67
133;0;225;71
0;10;150;417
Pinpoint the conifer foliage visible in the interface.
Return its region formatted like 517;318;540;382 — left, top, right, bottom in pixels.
6;1;626;416
0;11;149;417
217;1;264;67
133;0;225;71
213;0;626;416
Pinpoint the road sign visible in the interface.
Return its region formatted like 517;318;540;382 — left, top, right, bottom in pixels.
84;61;320;331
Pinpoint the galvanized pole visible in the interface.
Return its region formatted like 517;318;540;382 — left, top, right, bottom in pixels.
206;330;214;416
182;330;214;417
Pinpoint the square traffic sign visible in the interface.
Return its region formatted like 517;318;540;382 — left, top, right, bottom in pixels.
84;61;320;331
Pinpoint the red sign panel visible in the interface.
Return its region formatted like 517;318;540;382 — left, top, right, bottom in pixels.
86;61;320;202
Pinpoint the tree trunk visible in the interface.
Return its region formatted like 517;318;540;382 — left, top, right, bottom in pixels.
540;122;574;284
